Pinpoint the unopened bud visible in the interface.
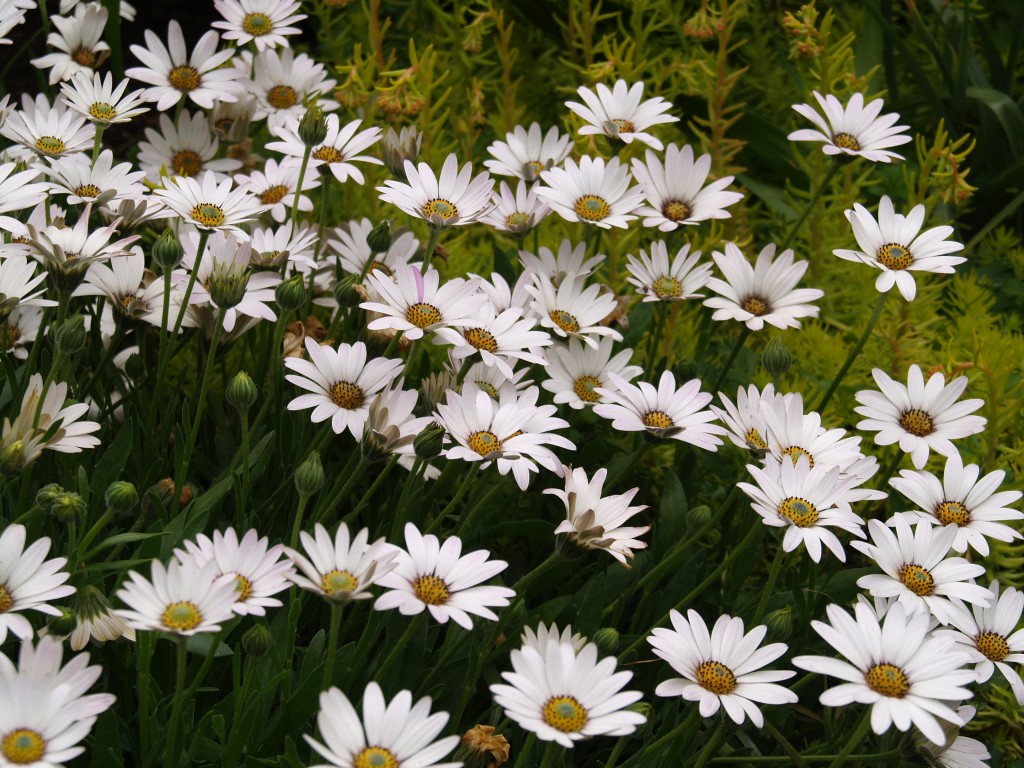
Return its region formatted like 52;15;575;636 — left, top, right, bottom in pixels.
1;440;25;474
298;104;328;147
105;481;139;515
294;451;324;497
152;228;184;272
366;220;393;254
689;504;712;526
380;126;422;181
208;270;251;310
50;490;87;521
454;724;510;768
673;358;699;382
762;336;792;377
123;353;145;380
764;605;793;640
626;701;654;737
593;627;619;654
36;483;65;513
47;607;77;637
242;623;273;658
413;424;445;460
55;314;86;355
226;371;259;412
146;478;192;511
275;274;307;312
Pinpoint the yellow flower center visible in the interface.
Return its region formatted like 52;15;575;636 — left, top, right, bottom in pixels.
464;327;498;353
542;696;589;733
242;12;272;35
468;430;501;457
34;136;65;155
573;374;603;403
354;746;399;768
574;194;610;222
876;243;913;271
652;275;683;299
259;184;290;204
328;381;365;409
321;569;359;596
696;660;737;694
405;302;442;328
782;446;815;468
312;146;343;163
976;631;1010;662
367;261;391;277
1;729;46;764
423;198;459;222
161;601;202;631
172;149;204;177
898;563;935;596
741;295;770;316
642;410;674;429
233;574;253;601
611;118;636;133
898;408;934;437
266;85;298;110
832;132;861;151
778;496;819;527
412;574;450;605
89;102;118;121
0;584;13;613
506;212;531;228
548;310;580;333
523;160;546;178
168;65;201;93
745;428;768;450
935;500;970;527
74;184;102;199
474;380;498;398
190;203;226;227
72;47;97;67
661;199;692;222
865;663;909;698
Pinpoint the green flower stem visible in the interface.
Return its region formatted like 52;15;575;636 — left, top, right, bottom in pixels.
645;301;669;369
779;163;841;253
511;550;562;596
815;289;888;413
604;737;629;768
375;614;423;682
426;467;477;534
538;741;560;768
304;171;332;318
512;733;537;768
76;506;115;561
694;720;733;768
423;227;442;262
137;631;154;757
221;659;257;768
624;707;701;767
826;710;874;768
635;512;722;591
290;492;311;551
180;628;227;702
752;543;786;626
454;474;506;536
170;231;209;339
391;458;427;539
312;454;370;526
91;124;106;164
290;145;313;233
608;436;651;489
345;455;399;523
322;603;344;691
164;638;189;768
236;407;251;529
711;327;752;395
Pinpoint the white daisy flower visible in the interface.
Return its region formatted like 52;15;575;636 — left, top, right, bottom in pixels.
59;70;149;125
594;371;725;450
889;453;1023;556
377;153;494;229
28;204;139;291
520;622;588;656
30;2;110;84
374;523;515;630
138;111;242;181
0;162;50;230
43;149;147;206
793;601;976;746
175;529;294;617
76;248;190;329
484;122;573;181
626;241;712;302
447;306;551;379
490;633;646;747
630;144;744;231
518;237;604;287
362;386;440;477
284;337;404;439
525;270;621;349
68;586;136;651
154;170;266;235
126;20;245;111
788;91;912;163
268;115;382;185
854;364;986;470
704;243;824;331
545;465;649;565
475;270;535;316
212;0;306;51
0;524;75;644
234;157;319;224
431;359;531;406
761;393;867;474
0;4;26;46
712;383;791;452
251;224;319;270
285;523;399;603
326;218;419;278
248;48;336;130
2;306;43;360
0;252;57;318
915;706;991;768
739;456;865;562
542;336;642;410
114;558;239;636
853;518;992;624
304;682;460;768
937;581;1024;705
0;94;95;159
566;79;677;150
834;196;966;301
59;0;135;20
536;155;644;229
482;179;551;235
648;609;797;727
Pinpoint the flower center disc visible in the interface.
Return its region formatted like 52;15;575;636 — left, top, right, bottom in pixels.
0;584;13;613
72;47;97;67
574;194;610;222
506;211;531;228
266;85;297;110
573;374;603;403
423;198;458;222
412;574;450;605
468;430;501;457
832;132;861;151
935;500;970;526
242;12;272;35
745;428;768;450
464;327;498;352
779;496;819;527
877;243;913;271
522;160;546;179
1;729;46;764
321;569;358;596
474;380;498;398
865;663;909;698
168;65;201;93
741;295;771;316
548;310;580;333
976;631;1010;662
898;408;934;437
190;203;226;227
34;136;65;155
172;149;203;177
161;601;202;631
898;563;935;596
259;184;290;204
312;146;343;163
233;574;253;601
642;410;674;429
653;275;682;298
696;660;737;694
542;696;589;733
661;199;692;222
611;118;636;133
782;445;815;468
367;261;391;277
328;380;365;409
74;184;102;199
89;102;118;121
405;302;442;328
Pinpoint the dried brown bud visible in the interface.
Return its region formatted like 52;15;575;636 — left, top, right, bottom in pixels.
454;725;510;768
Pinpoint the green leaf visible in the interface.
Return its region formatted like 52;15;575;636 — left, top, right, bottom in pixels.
966;86;1024;157
185;633;233;658
90;418;135;505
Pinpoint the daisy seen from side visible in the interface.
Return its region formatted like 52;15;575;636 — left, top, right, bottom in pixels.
59;70;149;125
566;79;677;150
788;91;912;163
484;122;573;181
0;524;75;644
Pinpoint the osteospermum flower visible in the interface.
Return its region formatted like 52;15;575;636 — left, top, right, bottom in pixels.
545;465;649;565
518;238;604;287
114;558;239;636
76;248;186;329
212;0;306;50
0;162;50;230
914;706;992;768
889;453;1023;556
594;371;725;451
852;518;991;625
631;144;744;231
447;306;551;379
0;94;95;159
704;243;824;331
377;153;494;229
793;601;975;746
853;364;986;470
268;115;382;184
0;524;75;644
525;270;621;349
138;110;242;181
490;632;646;747
536;155;644;229
834;196;966;301
234;157;319;223
482;179;551;235
59;70;149;125
484;122;573;181
304;682;460;768
788;91;912;163
248;48;337;130
43;149;147;206
648;609;797;727
68;586;136;650
154;170;266;235
0;252;57;319
626;241;712;302
327;218;419;279
30;2;110;84
760;393;867;474
520;622;588;655
285;523;399;603
566;79;677;150
374;523;515;630
361;386;439;477
284;338;404;439
542;336;642;410
712;383;790;452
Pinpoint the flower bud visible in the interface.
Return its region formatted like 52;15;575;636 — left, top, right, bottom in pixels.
55;314;86;355
593;627;619;654
366;220;393;254
673;358;699;382
0;440;25;474
226;371;259;413
413;424;445;460
380;126;422;181
146;478;192;512
298;104;328;147
123;352;145;380
36;483;65;513
242;623;273;658
47;607;78;637
762;336;792;377
105;481;139;515
294;451;324;497
626;701;654;737
50;490;87;521
689;504;712;527
275;274;307;312
765;605;793;640
152;228;184;272
454;725;510;768
208;270;251;310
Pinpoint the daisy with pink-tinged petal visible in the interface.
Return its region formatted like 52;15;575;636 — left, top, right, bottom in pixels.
788;92;912;163
482;179;551;235
374;523;515;630
834;196;965;301
854;365;986;470
704;243;824;331
377;153;494;229
793;601;975;746
631;144;744;231
518;238;604;287
712;383;791;452
285;523;399;604
648;609;797;727
0;374;101;469
594;371;725;450
626;241;712;302
889;453;1023;556
268;115;382;185
154;170;266;236
542;336;642;410
546;465;649;566
525;271;621;349
284;338;403;440
448;306;551;380
566;80;677;150
0;524;75;644
212;0;306;51
536;155;644;229
853;518;991;625
484;122;573;181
